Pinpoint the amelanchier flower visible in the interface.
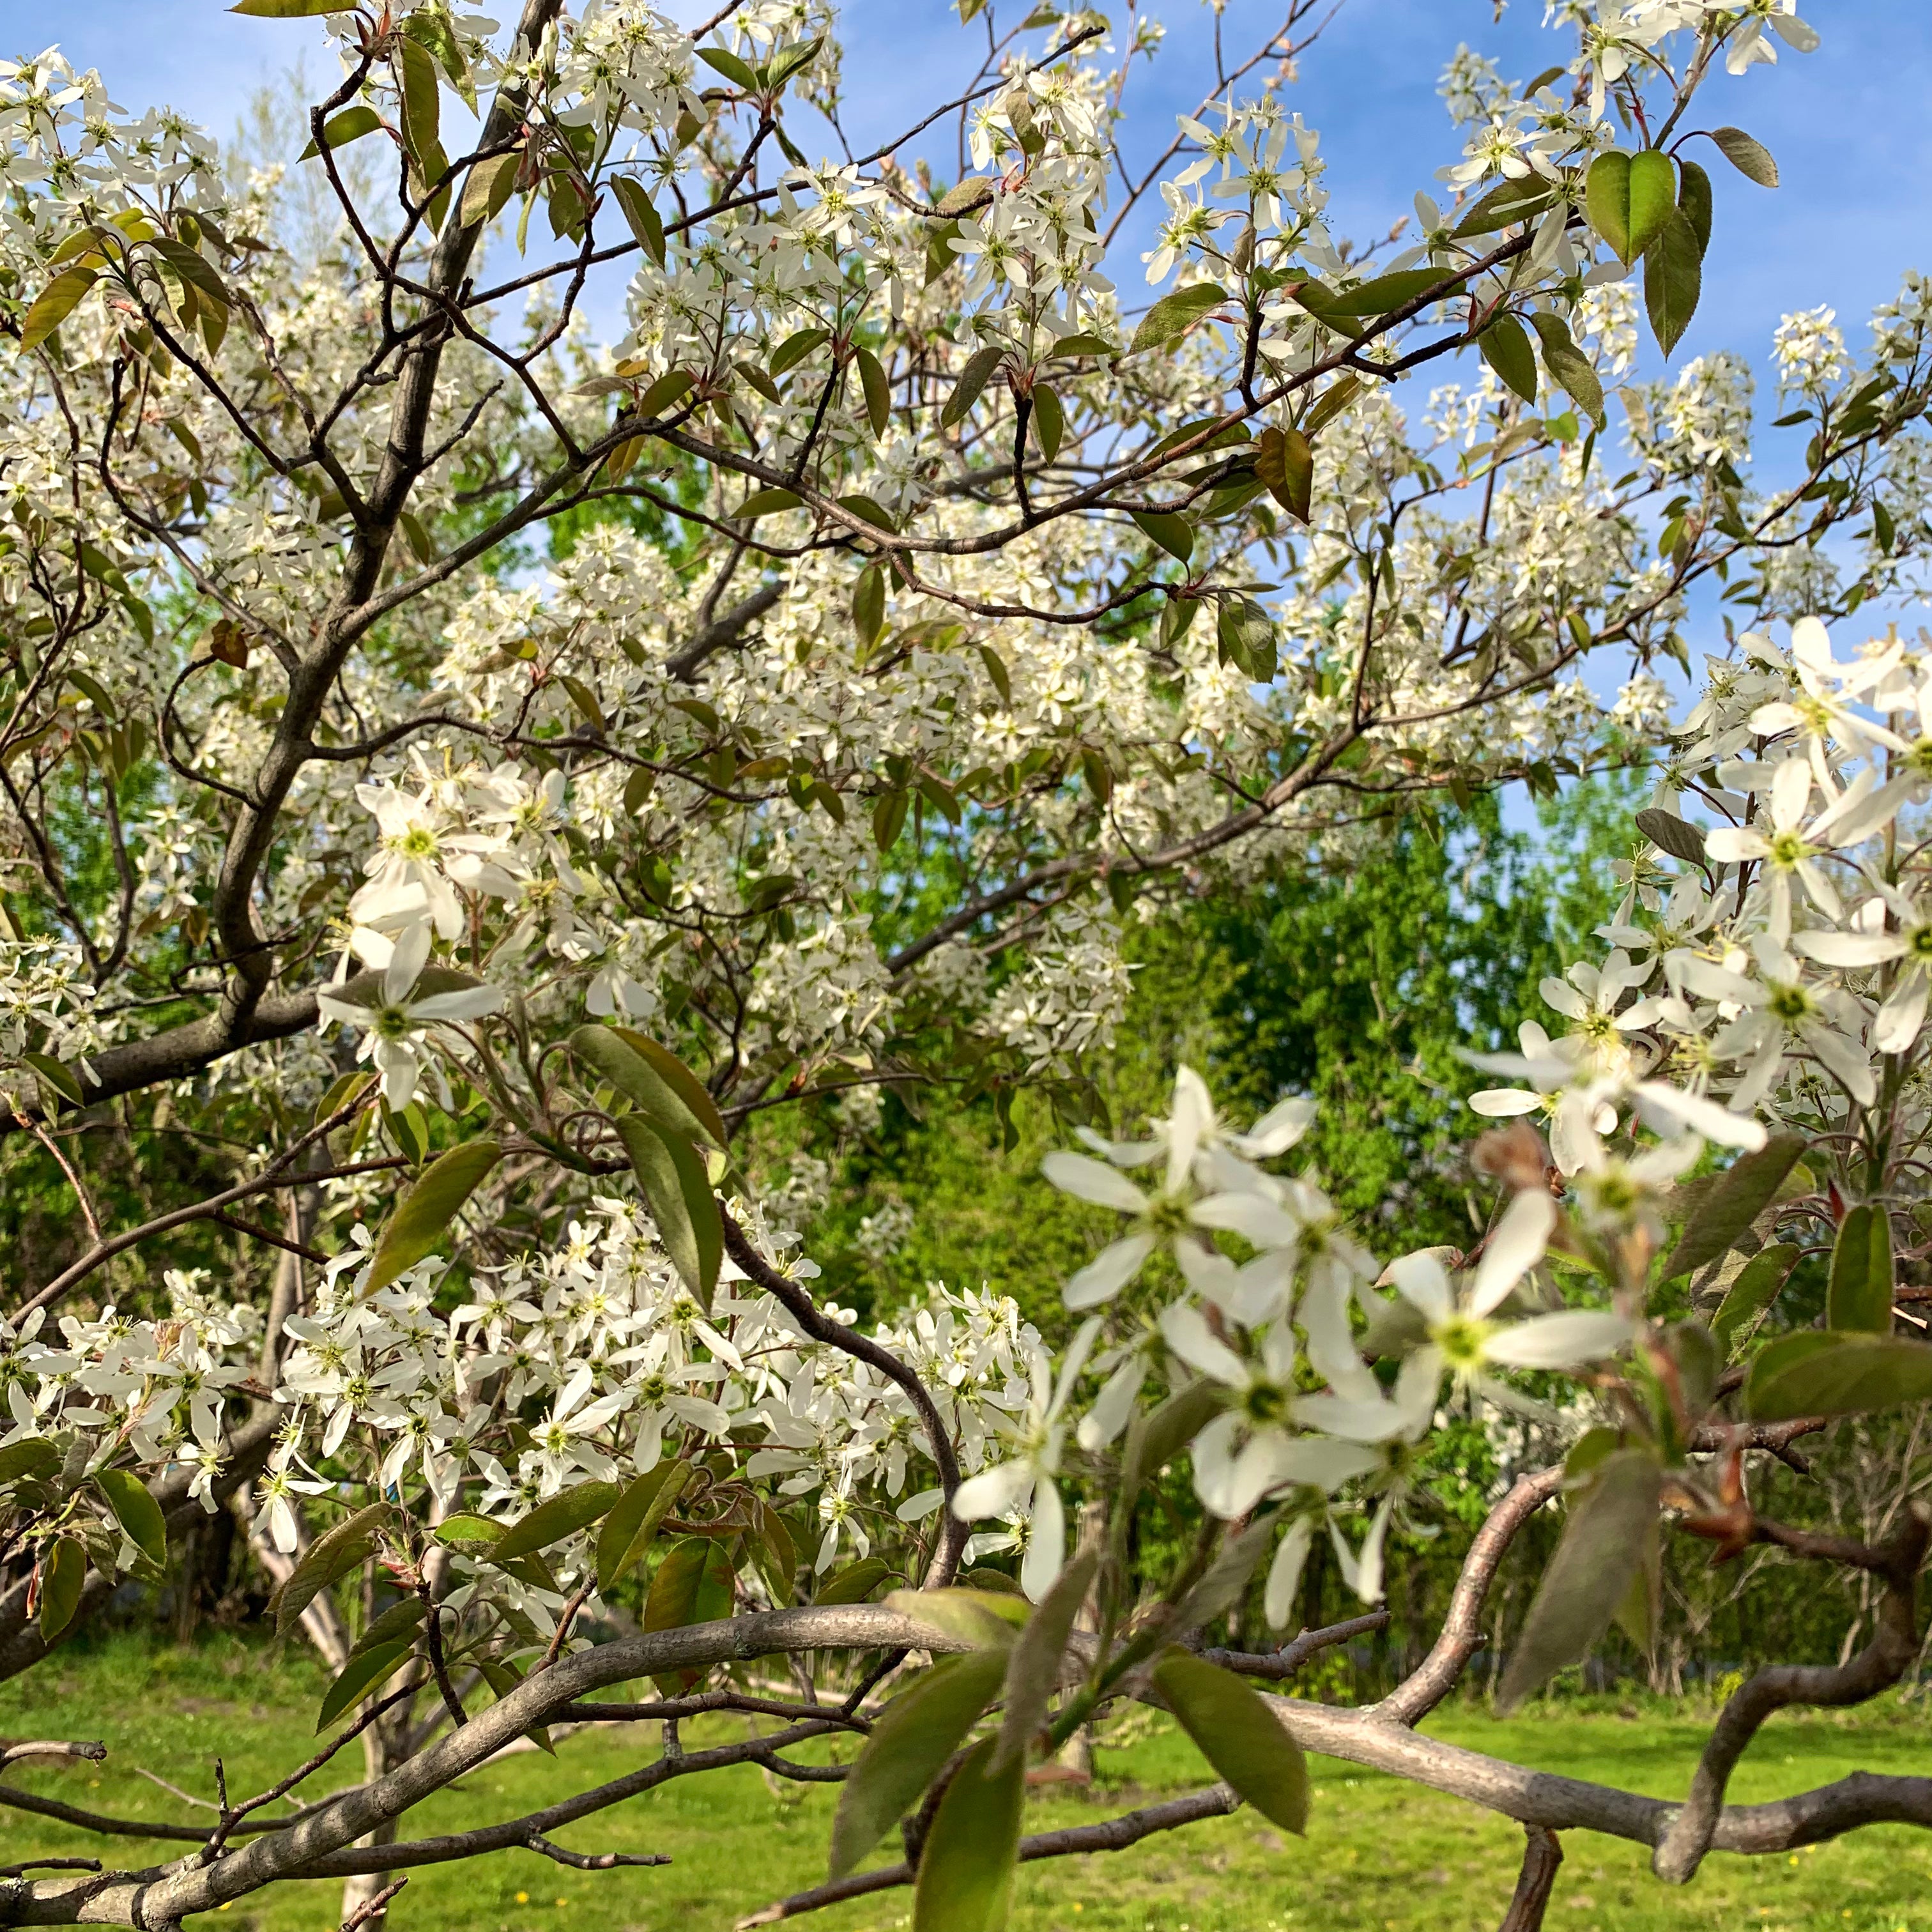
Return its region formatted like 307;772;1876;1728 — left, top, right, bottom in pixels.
949;1319;1100;1599
315;922;506;1109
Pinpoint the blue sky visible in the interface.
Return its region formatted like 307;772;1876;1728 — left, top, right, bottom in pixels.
10;0;1927;367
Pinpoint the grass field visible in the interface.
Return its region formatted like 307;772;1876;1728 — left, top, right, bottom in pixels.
2;1634;1928;1932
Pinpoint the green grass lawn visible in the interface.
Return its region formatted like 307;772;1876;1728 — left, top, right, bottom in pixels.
2;1634;1928;1932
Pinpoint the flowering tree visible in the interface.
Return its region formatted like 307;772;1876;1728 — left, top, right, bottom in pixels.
6;0;1932;1928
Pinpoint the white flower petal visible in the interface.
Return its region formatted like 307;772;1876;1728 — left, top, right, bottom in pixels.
1469;1190;1556;1317
1483;1309;1631;1368
1041;1151;1149;1213
1064;1232;1156;1310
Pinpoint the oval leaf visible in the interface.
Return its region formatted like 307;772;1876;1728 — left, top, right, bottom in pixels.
644;1536;737;1693
1130;509;1194;566
1643;208;1702;355
815;1554;896;1605
37;1537;86;1640
596;1461;690;1593
882;1586;1027;1652
940;343;1006;429
1625;150;1677;260
1712;1242;1798;1355
1827;1203;1894;1334
911;1736;1024;1932
1478;313;1538;404
1585;150;1632;262
614;1115;722;1307
1634;807;1706;864
993;1549;1097;1772
366;1140;503;1291
1660;1133;1805;1282
573;1024;719;1145
1496;1448;1660;1713
829;1650;1007;1878
1153;1649;1309;1834
1130;283;1224;356
491;1478;622;1564
1709;125;1778;188
1746;1331;1932;1422
19;268;97;355
96;1468;167;1567
0;1439;60;1487
316;1640;414;1732
272;1501;393;1636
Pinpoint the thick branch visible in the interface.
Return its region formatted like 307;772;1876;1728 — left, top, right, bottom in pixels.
1651;1505;1930;1884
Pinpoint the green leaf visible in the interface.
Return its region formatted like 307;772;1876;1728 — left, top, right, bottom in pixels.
1452;176;1556;238
1746;1331;1932;1422
637;368;693;418
596;1462;690;1593
0;1439;59;1487
736;487;804;518
1625;150;1676;261
316;1641;414;1732
365;1140;503;1291
272;1501;392;1636
770;326;830;376
1528;313;1605;429
21;1052;83;1107
1828;1204;1895;1334
1031;381;1064;463
18;268;97;355
572;1024;722;1146
852;562;886;646
395;37;442;170
941;344;1006;429
696;46;760;89
1708;125;1778;188
855;344;891;436
1308;267;1462;316
95;1468;166;1567
993;1549;1096;1772
610;176;666;266
1478;313;1538;404
829;1650;1007;1879
461;151;519;231
1254;426;1312;522
882;1586;1027;1652
1634;806;1705;864
1153;1650;1308;1834
1496;1448;1660;1713
1130;283;1225;355
1216;597;1277;682
433;1512;504;1551
299;105;383;162
1659;1133;1805;1282
1713;1243;1798;1355
1585;151;1632;262
643;1537;737;1694
912;1736;1024;1932
491;1478;623;1565
230;0;340;13
873;788;908;852
765;36;824;89
1643;208;1702;355
344;1593;425;1667
1678;157;1713;259
816;1554;895;1605
1174;1514;1275;1636
614;1116;722;1308
1121;1380;1225;1511
1131;510;1195;566
36;1537;85;1641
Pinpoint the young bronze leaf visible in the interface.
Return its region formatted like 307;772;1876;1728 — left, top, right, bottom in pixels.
828;1650;1007;1878
1634;807;1706;864
1709;125;1779;188
855;344;891;436
1496;1448;1660;1712
1152;1649;1309;1834
1659;1132;1805;1281
940;344;1006;428
911;1735;1025;1932
643;1537;737;1693
1827;1202;1894;1333
365;1140;503;1291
